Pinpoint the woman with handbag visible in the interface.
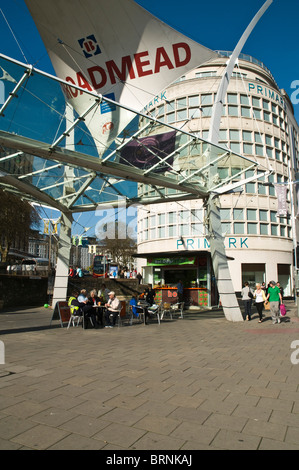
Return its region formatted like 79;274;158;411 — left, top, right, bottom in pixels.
254;283;267;323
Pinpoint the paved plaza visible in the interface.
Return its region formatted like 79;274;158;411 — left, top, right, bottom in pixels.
0;300;299;451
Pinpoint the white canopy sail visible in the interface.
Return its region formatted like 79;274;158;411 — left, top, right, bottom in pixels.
25;0;218;155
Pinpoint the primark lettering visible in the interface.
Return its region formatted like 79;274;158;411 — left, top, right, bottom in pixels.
62;42;191;99
177;237;249;250
248;82;286;109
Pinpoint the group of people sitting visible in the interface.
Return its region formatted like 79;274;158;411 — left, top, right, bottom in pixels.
68;284;157;329
68;288;121;329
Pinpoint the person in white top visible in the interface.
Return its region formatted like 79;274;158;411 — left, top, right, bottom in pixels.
254;283;267;323
104;291;121;328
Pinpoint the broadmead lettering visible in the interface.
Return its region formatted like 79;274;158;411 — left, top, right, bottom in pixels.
62;43;191;99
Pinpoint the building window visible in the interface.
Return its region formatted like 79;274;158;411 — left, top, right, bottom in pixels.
158;226;165;238
254;132;263;143
243;143;253;154
167;112;175;123
177;109;188;120
260;223;268;235
202;106;212;117
247;223;257;234
227;93;238;104
169;225;177;237
228;105;238;116
168;212;176;224
252;97;261;107
246;182;255;193
271;225;278;236
230;142;240;153
179;224;189;236
219;129;227;140
240;95;250;105
241;106;251;118
259;210;268;221
264;111;271;122
220;208;231;220
233;208;244;220
243;131;252;141
247;209;257;221
201;94;213;105
150;215;156;227
270;211;277;222
188;95;199;107
150;228;156;239
158;213;165;225
234;222;245;234
196;71;217;78
253;108;261;119
256;145;264;156
229;130;240;141
221;222;231;235
191;224;203;236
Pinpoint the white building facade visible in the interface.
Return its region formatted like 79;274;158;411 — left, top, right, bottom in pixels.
137;53;299;306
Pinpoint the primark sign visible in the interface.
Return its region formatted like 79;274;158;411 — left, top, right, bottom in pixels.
248;82;286;109
177;237;249;250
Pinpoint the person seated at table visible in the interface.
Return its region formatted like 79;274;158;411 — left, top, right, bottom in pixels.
88;289;101;306
87;289;103;326
130;295;149;324
104;291;121;328
68;290;85;316
68;290;95;329
78;289;88;303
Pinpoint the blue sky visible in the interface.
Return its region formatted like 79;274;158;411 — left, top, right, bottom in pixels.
0;0;298;237
0;0;298;119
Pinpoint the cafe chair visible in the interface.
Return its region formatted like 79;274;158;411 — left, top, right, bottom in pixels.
160;302;173;321
129;305;145;325
67;310;83;329
171;302;184;319
117;301;127;328
148;303;161;324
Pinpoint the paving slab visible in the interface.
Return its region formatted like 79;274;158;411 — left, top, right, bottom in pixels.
0;301;299;452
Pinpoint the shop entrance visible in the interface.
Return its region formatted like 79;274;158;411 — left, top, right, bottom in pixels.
278;264;291;296
242;263;265;288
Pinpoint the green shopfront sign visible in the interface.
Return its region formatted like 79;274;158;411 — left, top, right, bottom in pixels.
147;257;196;266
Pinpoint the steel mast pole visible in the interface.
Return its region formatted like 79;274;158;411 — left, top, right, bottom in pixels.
206;0;273;321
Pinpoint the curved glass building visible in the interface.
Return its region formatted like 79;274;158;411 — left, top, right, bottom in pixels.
136;53;299;307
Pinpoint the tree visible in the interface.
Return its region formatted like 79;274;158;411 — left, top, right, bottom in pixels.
0;190;40;263
97;221;136;268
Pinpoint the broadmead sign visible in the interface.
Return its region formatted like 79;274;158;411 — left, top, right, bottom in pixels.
25;0;218;154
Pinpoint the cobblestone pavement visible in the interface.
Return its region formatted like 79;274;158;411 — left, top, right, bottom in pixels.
0;300;299;450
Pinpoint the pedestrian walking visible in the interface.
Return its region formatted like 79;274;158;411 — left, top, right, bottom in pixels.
254;283;267;323
241;281;254;321
266;281;282;324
